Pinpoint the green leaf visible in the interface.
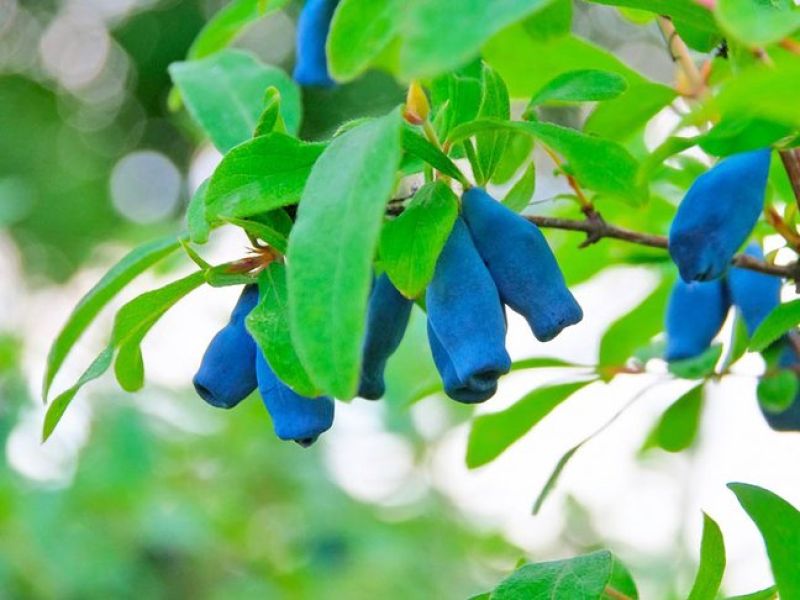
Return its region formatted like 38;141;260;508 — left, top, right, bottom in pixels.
528;69;627;108
492;132;534;185
246;263;319;397
485;29;642;98
43;236;181;402
669;344;724;380
379;181;458;299
205;133;325;222
253;87;286;137
729;482;800;597
503;162;536;213
114;341;145;393
725;586;778;600
170;50;301;152
187;181;211;244
585;80;676;141
750;299;800;352
532;444;580;515
223;211;292;254
715;0;800;46
687;513;726;600
400;0;560;79
466;380;592;468
530;121;646;204
328;0;402;82
645;384;705;453
697;59;800;130
431;61;483;138
587;0;718;31
44;270;205;439
448;119;646;205
401;127;467;184
43;347;114;441
598;275;672;369
697;116;793;157
491;550;626;600
204;266;256;288
475;63;511;185
522;0;573;42
757;369;799;413
638;136;698;186
111;271;207;392
187;0;290;60
287;109;403;399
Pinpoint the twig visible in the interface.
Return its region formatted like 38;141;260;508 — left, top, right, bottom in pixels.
780;149;800;212
525;214;799;279
657;17;704;97
540;143;595;214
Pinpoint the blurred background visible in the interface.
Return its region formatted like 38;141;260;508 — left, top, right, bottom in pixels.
2;1;800;598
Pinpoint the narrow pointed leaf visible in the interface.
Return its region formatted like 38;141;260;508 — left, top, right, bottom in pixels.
43;236;181;402
288;109;403;399
687;513;726;600
729;482;800;597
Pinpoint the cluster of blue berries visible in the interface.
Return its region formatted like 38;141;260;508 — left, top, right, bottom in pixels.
363;188;583;404
665;149;800;429
194;188;582;445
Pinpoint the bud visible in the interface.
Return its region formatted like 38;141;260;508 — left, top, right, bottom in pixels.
403;81;430;125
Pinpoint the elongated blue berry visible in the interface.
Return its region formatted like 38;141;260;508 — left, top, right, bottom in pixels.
427;322;499;403
462;187;583;342
669;149;771;282
256;351;334;445
426;217;510;403
727;243;782;337
665;278;730;362
193;285;259;409
761;344;800;432
359;274;413;400
293;0;338;87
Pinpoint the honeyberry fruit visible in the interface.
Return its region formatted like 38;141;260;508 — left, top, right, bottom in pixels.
426;217;510;403
193;285;259;409
462;187;583;342
665;278;729;362
669;149;771;282
359;274;413;400
728;243;782;337
293;0;338;87
256;350;335;445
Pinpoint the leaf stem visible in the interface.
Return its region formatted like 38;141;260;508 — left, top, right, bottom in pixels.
604;585;635;600
540;143;595;214
656;16;705;98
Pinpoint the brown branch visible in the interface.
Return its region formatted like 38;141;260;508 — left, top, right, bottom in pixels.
780;149;800;211
525;214;799;279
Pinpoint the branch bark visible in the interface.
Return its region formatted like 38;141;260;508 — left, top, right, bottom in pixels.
780;148;800;211
525;214;799;279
